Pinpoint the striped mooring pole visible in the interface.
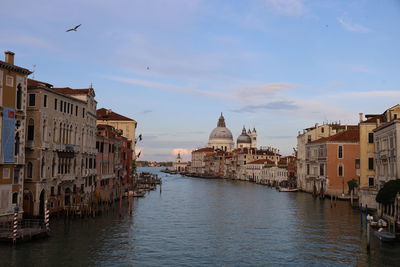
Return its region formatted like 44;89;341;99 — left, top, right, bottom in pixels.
44;200;50;231
12;206;19;245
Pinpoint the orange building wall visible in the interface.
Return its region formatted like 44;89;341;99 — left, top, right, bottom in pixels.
326;143;359;195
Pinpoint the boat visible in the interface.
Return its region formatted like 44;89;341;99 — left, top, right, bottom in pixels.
279;187;298;192
374;230;396;242
133;191;145;197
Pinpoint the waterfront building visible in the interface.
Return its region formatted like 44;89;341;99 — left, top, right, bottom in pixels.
96;124;132;202
296;123;357;192
260;161;288;186
305;128;360;197
173;153;189;172
0;51;31;221
97;108;137;154
24;79;97;216
245;159;274;183
358;105;400;209
373;114;400;220
190;147;214;174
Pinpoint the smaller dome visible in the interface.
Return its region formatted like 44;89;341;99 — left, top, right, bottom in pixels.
237;127;252;144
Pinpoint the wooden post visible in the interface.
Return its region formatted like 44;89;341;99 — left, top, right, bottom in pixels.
12;206;19;245
351;191;354;207
367;220;371;252
44;200;50;231
331;195;333;208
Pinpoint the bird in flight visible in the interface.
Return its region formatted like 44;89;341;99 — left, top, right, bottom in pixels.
66;24;82;32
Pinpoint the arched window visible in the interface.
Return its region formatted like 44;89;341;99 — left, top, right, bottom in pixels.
338;164;344;177
12;192;18;204
27;162;33;178
16;83;22;110
28;119;35;141
41;157;45;178
53;121;57;142
74;127;78;145
42;119;47;142
14;132;20;156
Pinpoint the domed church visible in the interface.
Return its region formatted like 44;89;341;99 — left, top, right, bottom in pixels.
208;113;257;151
208;113;234;152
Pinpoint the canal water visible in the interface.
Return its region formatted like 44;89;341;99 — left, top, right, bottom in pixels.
1;167;400;266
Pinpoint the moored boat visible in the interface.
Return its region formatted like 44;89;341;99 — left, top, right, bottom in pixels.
279;187;298;192
374;230;396;242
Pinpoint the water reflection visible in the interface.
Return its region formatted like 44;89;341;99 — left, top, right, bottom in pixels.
1;167;400;266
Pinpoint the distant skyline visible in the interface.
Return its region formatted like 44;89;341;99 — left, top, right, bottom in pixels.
1;0;400;161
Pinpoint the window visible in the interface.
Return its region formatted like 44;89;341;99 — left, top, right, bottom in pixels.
307;135;311;143
368;177;374;186
54;99;58;110
71;104;73;114
3;168;10;179
338;165;343;177
83;108;85;118
28;119;35;141
319;164;324;176
44;95;47;107
368;158;374;170
64;101;66;113
355;159;360;169
338;145;343;159
6;75;14;87
321;127;324;133
27;162;33;179
60;100;63;112
307;164;310;175
394;114;398;120
368;132;374;144
28;94;36;106
75;106;78;116
67;103;70;114
12;192;18;204
51;187;55;196
16;84;22;110
13;169;19;184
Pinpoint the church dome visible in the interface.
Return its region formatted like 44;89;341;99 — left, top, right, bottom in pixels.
209;114;233;140
208;113;234;152
237;127;251;144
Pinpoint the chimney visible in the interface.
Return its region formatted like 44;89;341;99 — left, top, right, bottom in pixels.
359;113;363;123
377;118;380;127
5;51;15;65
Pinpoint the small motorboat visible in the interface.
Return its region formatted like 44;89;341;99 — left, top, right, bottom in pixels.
374;229;396;242
279;187;298;192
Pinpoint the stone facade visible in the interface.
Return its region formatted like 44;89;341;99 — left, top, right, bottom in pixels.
0;52;31;221
23;79;97;216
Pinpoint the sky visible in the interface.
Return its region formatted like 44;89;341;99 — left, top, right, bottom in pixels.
1;0;400;161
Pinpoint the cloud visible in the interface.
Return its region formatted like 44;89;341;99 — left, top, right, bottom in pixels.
141;110;153;114
234;82;300;100
346;64;372;73
233;100;299;113
263;0;306;16
337;17;372;33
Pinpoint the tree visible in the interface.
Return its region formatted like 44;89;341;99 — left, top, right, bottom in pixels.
376;179;400;205
347;179;358;194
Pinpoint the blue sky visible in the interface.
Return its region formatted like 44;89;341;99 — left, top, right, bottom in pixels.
2;0;400;161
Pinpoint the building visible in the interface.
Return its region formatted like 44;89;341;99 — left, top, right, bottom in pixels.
97;108;137;152
373;116;400;219
297;123;357;192
24;79;97;216
190;147;214;174
305;128;360;197
0;51;31;221
96;124;132;202
208;113;234;152
246;159;274;183
359;105;400;209
173;153;189;172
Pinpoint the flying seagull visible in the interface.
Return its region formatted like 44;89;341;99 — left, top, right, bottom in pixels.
66;24;82;32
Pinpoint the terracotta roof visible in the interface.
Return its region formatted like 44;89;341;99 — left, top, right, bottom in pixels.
248;159;275;165
28;79;53;88
331;125;358;130
97;108;135;121
362;114;386;124
192;147;214;153
310;128;360;144
0;60;32;75
52;87;91;95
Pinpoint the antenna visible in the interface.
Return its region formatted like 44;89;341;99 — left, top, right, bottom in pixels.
31;64;36;79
